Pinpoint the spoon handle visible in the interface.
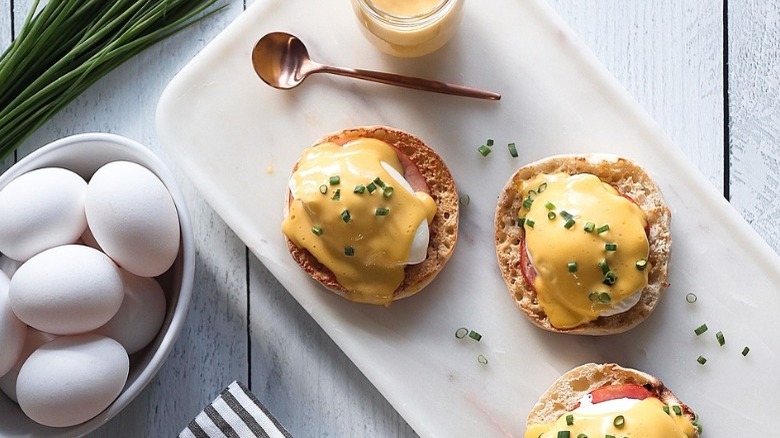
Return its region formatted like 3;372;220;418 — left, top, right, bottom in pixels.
318;65;500;100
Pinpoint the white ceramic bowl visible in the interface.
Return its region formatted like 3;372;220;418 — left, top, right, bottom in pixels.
0;133;195;437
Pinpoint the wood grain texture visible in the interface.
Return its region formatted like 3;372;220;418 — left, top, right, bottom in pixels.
728;0;780;254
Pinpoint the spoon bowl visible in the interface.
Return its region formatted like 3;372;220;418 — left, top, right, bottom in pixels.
251;32;500;100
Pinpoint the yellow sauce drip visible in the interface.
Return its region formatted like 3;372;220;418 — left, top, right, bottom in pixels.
520;173;650;328
282;138;435;305
524;398;697;438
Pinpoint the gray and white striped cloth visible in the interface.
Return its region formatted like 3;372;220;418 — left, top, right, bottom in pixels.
179;381;292;438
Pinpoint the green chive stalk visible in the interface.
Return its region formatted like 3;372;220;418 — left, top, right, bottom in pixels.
0;0;224;160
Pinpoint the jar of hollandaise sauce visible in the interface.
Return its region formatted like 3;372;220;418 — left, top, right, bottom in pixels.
351;0;465;58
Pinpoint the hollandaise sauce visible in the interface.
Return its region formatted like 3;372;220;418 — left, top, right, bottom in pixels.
519;173;650;328
282;138;436;305
525;397;697;438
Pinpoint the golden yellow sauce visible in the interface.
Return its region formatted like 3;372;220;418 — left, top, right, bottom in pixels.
282;138;435;305
520;173;650;328
525;398;697;438
371;0;443;16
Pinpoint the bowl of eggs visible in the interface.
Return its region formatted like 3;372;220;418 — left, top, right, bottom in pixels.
0;132;194;436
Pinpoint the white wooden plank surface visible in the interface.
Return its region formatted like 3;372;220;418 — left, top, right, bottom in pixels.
1;0;775;436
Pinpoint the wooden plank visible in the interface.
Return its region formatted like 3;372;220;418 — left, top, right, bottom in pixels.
727;0;780;253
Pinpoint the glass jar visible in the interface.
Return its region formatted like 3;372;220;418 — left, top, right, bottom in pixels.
351;0;465;58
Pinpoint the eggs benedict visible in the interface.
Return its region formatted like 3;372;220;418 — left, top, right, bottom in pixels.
282;126;458;305
525;363;700;437
495;154;671;334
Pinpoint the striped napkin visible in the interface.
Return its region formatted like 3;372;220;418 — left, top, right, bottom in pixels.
179;381;292;438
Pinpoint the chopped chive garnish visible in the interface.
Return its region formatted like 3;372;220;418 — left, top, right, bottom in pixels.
598;292;612;303
526;219;535;228
613;415;625;428
329;175;340;185
375;208;390;216
663;406;670;415
694;324;708;336
584;222;595;233
518;217;526;227
367;182;377;193
373;177;386;188
605;435;615;438
567;261;577;273
486;138;494;147
716;331;725;346
522;198;534;209
508;142;518;158
605;243;617;251
576;434;587;438
319;184;328;195
565;414;574;425
564;218;575;229
672;405;683;416
636;258;648;270
545;201;556;210
477;354;488;365
459;194;470;205
599;260;610;274
557;431;570;438
603;271;617;286
478;145;491;156
528;189;538;200
468;330;482;341
344;246;354;256
383;186;394;198
596;224;610;234
354;185;366;194
686;293;697;303
340;210;351;223
537;182;547;193
455;327;468;339
311;226;323;236
588;291;599;302
331;189;341;201
548;211;557;220
697;355;707;365
560;210;572;220
742;346;750;356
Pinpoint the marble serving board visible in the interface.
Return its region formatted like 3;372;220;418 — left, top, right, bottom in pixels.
156;0;780;435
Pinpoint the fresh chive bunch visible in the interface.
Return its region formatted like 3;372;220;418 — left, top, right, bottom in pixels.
0;0;223;159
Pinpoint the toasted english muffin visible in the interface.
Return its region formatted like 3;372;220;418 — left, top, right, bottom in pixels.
494;154;671;334
285;125;458;302
527;363;699;437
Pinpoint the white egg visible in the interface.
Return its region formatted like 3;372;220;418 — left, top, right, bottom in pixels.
9;245;124;335
0;327;57;403
16;334;129;427
0;255;22;278
0;271;26;377
96;270;167;354
86;161;180;277
0;168;87;261
381;162;429;264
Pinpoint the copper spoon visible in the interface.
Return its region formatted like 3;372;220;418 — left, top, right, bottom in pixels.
251;32;501;100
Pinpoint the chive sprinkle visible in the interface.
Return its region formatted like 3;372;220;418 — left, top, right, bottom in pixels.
526;219;535;228
331;189;341;201
686;293;697;303
455;327;468;339
663;406;670;415
375;208;389;216
354;185;366;194
672;405;683;416
537;182;547;193
565;414;574;425
560;210;573;221
742;346;750;356
557;431;570;438
311;226;323;236
545;201;556;210
477;354;488;365
329;175;341;185
697;355;707;365
340;209;351;223
583;222;595;233
319;184;328;195
548;211;557;220
588;291;599;302
373;177;386;188
636;258;648;270
613;415;625;428
605;243;617;251
508;142;518;158
518;217;526;227
694;324;708;336
605;435;615;438
603;271;617;286
598;292;612;303
523;198;534;209
577;434;587;438
486;138;495;147
564;218;575;229
344;246;354;256
468;330;482;341
599;260;610;275
716;331;725;346
367;182;377;193
383;186;394;198
528;189;538;200
459;194;470;205
567;261;577;273
478;145;491;156
596;224;610;234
